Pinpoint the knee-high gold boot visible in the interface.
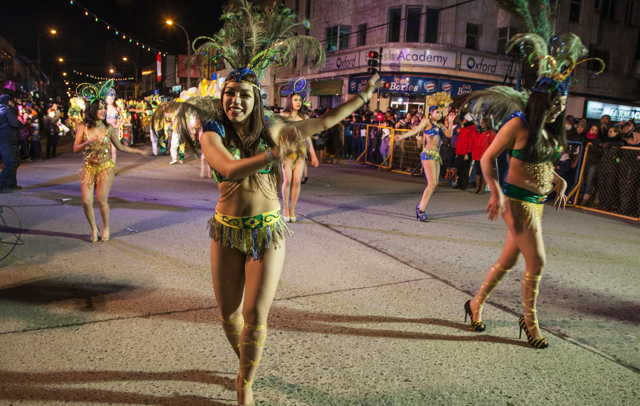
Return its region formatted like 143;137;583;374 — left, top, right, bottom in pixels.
237;321;267;405
519;271;549;348
464;262;511;331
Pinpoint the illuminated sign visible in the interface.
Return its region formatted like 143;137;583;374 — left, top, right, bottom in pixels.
585;101;640;121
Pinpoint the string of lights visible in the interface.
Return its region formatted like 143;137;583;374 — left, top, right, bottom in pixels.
68;0;167;56
72;70;134;81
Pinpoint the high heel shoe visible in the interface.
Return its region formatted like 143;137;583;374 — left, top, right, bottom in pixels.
415;205;429;222
518;316;549;348
89;228;100;243
463;300;486;332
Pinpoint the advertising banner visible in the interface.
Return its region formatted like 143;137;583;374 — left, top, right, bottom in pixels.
460;54;514;76
438;79;491;96
156;53;162;83
585;101;640;121
365;48;456;69
322;52;361;72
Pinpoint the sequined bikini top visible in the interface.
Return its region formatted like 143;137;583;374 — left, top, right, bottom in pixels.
424;125;444;149
503;111;563;163
202;120;275;184
83;125;111;165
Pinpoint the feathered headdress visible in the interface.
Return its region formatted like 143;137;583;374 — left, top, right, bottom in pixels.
426;92;453;112
280;77;311;106
192;0;325;90
497;0;604;95
76;79;114;104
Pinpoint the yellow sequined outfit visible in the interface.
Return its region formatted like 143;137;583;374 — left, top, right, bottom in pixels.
81;126;114;187
284;141;307;169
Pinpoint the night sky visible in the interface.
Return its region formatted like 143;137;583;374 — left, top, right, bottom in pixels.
0;0;223;81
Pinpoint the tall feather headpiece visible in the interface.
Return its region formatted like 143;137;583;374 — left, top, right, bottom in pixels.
280;77;311;106
497;0;604;95
192;0;325;91
426;92;453;112
76;79;114;104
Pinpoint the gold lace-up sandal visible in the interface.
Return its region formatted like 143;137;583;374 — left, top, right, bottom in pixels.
464;262;511;331
237;321;267;405
519;272;549;348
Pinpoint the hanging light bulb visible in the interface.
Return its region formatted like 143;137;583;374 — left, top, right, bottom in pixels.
85;11;88;15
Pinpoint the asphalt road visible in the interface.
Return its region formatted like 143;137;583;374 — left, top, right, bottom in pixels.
1;137;639;405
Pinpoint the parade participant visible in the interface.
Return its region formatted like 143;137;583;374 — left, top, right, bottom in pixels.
105;88;123;167
68;97;85;134
398;92;454;222
278;77;319;222
164;1;378;403
458;3;604;347
73;80;149;242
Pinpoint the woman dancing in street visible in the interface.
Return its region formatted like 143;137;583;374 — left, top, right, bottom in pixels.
73;80;148;242
460;9;604;347
398;93;455;222
279;77;319;222
105;88;123;167
166;2;379;403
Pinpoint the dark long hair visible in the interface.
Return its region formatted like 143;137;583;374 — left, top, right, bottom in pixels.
83;100;107;129
282;94;309;119
523;91;567;162
219;78;282;184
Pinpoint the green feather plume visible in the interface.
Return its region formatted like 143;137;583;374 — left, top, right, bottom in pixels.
454;86;530;124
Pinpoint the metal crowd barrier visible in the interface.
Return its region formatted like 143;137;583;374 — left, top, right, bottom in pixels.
567;143;640;222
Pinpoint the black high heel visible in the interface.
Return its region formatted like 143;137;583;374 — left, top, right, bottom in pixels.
463;300;486;332
518;316;549;349
416;205;429;222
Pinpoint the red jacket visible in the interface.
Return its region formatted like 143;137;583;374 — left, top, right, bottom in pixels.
455;125;477;156
471;129;496;161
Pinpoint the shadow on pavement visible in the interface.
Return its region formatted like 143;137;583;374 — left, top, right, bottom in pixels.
0;369;232;405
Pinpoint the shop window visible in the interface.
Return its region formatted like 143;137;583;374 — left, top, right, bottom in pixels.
388;8;402;43
497;26;518;54
357;24;367;47
570;0;581;22
466;23;480;50
625;0;635;23
405;7;422;43
425;8;439;43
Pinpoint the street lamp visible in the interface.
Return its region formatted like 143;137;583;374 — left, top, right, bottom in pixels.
36;29;56;84
58;58;63;62
167;20;192;88
123;57;139;98
63;72;67;76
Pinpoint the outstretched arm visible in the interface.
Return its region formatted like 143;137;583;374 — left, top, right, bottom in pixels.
108;125;147;155
395;117;429;141
270;74;380;145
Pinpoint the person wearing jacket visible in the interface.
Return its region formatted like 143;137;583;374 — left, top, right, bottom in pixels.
471;118;496;194
0;94;21;193
454;113;477;190
43;108;59;158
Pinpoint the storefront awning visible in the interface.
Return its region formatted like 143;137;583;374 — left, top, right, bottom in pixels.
311;79;342;96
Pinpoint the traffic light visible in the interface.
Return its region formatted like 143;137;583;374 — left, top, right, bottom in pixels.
381;81;390;99
367;50;379;75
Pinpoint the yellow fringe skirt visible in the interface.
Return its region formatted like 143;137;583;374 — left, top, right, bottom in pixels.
207;207;293;259
81;160;115;187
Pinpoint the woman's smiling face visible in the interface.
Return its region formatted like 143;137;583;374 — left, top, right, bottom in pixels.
546;95;568;123
222;81;255;124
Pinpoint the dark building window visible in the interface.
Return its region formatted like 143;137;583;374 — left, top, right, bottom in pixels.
466;23;480;49
357;23;367;46
325;25;350;52
306;0;311;18
625;0;635;23
588;47;610;72
570;0;581;22
405;7;422;43
425;8;439;43
295;0;299;14
388;8;402;43
602;0;618;19
497;26;518;54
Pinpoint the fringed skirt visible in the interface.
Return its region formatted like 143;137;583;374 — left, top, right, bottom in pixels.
81;160;115;187
503;183;545;233
420;148;441;163
207;208;293;260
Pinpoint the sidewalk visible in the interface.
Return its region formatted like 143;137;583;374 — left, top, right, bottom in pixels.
0;147;638;405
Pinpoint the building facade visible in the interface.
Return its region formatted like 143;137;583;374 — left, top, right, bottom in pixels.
265;0;640;119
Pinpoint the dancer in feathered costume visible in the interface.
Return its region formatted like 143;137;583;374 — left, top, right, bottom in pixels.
155;1;378;403
72;80;149;242
459;0;604;348
278;77;319;222
68;97;85;134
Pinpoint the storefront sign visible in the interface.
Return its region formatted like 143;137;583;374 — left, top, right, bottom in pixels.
310;79;343;96
439;79;491;96
349;75;438;95
460;54;514;76
156;53;162;83
585;100;640;121
172;85;182;94
366;48;456;69
322;52;361;71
